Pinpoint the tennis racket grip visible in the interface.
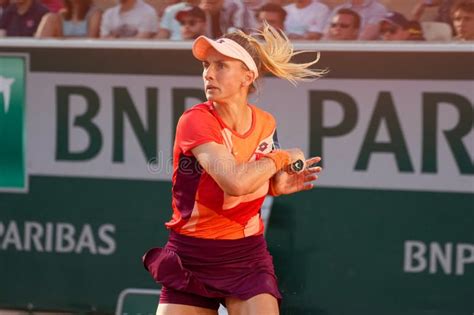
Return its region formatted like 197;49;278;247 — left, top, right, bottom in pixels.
290;159;304;173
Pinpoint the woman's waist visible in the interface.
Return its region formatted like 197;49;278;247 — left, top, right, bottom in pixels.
164;229;268;265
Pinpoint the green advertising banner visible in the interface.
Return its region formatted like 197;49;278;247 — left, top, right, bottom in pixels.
0;56;26;191
0;42;473;315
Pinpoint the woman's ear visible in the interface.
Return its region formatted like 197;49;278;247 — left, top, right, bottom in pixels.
242;71;255;87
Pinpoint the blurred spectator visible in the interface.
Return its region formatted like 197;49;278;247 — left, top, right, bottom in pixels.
1;0;10;20
100;0;158;38
241;0;264;33
451;0;474;40
0;0;49;37
200;0;243;38
156;0;199;40
156;0;180;19
323;8;360;40
325;0;387;40
407;20;425;40
412;0;454;25
176;4;206;39
36;0;102;38
40;0;62;12
284;0;330;40
379;11;412;41
255;2;286;31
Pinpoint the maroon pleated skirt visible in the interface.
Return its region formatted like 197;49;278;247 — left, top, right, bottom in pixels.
142;230;282;302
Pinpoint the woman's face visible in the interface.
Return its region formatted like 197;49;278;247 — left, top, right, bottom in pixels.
202;48;251;102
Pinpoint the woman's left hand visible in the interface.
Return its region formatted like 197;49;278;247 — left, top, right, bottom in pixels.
271;156;322;196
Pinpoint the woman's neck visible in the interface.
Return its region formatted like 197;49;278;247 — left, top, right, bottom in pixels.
213;99;252;135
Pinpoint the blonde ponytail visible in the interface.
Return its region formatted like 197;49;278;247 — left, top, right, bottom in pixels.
226;22;328;86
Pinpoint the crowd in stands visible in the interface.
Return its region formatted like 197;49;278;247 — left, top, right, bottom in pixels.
0;0;473;41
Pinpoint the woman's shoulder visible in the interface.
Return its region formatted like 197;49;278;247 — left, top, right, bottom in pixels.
251;105;276;125
176;103;223;143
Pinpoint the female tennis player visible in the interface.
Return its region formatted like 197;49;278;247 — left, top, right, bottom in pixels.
143;23;325;315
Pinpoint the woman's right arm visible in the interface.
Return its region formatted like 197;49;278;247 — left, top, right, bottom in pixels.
191;142;302;196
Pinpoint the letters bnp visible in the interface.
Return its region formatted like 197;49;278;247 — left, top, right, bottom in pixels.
0;56;26;191
55;86;205;162
404;240;474;276
56;86;472;175
309;90;473;175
